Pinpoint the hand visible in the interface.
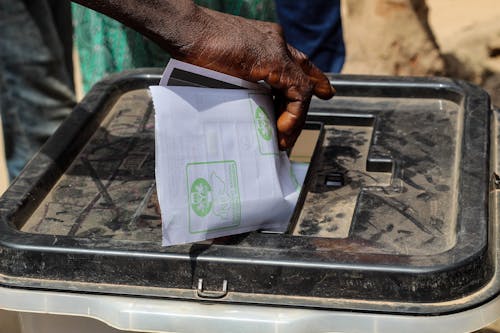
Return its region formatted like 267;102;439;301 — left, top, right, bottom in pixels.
169;7;335;149
71;0;335;148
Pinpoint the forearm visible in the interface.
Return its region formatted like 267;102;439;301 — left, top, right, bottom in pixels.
72;0;334;149
71;0;203;57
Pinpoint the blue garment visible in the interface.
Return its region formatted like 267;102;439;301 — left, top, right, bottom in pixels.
275;0;345;73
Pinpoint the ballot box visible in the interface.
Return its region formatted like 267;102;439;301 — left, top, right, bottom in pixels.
0;69;498;333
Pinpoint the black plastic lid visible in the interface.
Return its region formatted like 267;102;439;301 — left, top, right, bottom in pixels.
0;69;498;315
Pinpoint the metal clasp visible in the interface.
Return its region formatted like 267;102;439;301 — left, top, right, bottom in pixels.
196;278;228;299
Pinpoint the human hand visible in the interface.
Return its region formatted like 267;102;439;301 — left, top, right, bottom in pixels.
71;0;334;148
169;7;335;149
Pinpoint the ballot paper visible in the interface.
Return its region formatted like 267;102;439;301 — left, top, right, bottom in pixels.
151;59;302;246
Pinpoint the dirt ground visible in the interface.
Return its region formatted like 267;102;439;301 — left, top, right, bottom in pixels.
341;0;500;107
427;0;499;45
427;0;500;107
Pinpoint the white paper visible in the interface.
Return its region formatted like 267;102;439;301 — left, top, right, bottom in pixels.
151;59;302;246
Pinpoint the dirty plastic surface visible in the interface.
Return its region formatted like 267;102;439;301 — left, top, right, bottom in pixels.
0;70;497;317
0;285;499;333
292;98;461;256
23;89;161;241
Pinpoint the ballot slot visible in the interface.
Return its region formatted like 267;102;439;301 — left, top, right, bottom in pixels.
21;88;320;241
287;113;394;238
259;122;323;235
287;93;468;255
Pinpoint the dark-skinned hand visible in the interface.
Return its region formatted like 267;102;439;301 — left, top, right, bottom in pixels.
72;0;335;148
171;7;335;149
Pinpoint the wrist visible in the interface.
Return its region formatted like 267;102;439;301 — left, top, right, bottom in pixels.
147;0;208;58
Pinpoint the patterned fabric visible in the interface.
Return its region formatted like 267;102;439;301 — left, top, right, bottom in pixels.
72;0;277;93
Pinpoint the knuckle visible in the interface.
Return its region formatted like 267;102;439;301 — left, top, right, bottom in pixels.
298;80;314;97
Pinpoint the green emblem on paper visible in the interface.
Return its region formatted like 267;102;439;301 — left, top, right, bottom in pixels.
186;161;241;234
254;106;272;141
190;178;213;217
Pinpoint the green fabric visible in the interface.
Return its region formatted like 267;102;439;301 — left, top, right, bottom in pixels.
72;1;277;93
194;0;276;21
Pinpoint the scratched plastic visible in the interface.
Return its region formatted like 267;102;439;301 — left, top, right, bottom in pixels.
23;90;161;242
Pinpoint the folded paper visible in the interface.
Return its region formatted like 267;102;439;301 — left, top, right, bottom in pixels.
151;60;303;246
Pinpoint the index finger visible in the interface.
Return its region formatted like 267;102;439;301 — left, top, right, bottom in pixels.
275;79;312;149
262;61;313;149
286;44;335;100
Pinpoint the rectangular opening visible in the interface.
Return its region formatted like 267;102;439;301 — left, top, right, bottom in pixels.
289;126;322;163
325;173;345;187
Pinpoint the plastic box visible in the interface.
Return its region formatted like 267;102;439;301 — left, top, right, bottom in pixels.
0;69;498;332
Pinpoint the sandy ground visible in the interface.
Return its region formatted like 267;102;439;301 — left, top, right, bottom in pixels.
427;0;500;51
427;0;500;107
